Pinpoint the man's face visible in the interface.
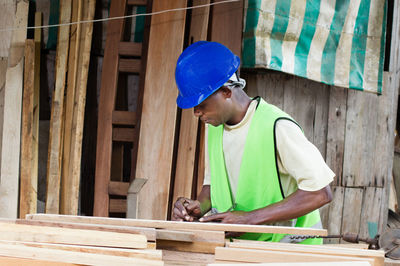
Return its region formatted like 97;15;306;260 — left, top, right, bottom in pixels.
193;88;230;127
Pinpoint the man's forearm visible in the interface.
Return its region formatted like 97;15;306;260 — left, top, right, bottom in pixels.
198;185;211;215
249;185;332;225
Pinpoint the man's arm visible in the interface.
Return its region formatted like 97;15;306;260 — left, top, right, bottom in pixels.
200;185;332;224
172;185;211;221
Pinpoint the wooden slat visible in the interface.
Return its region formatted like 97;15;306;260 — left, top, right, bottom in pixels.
109;199;127;213
111;144;124;181
341;187;364;242
109;181;129;196
0;240;162;261
119;58;141;73
94;0;127;217
326;86;347;185
214;247;375;265
118;42;142;56
127;0;147;6
162;250;214;266
26;214;328;236
359;187;383;239
0;2;15;57
227;241;384;266
0;223;147;249
313;81;330;158
46;0;72;214
113;128;135;142
112;110;137;126
19;40;36;219
134;0;187;220
61;0;96;215
321;186;345;244
0;243;163;266
0;0;29;218
0;256;75;266
172;0;210;209
12;219;156;241
156;229;194;242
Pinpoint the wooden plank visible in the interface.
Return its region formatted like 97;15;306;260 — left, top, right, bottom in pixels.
26;214;328;236
342;89;379;187
359;187;383;238
321;186;345;244
341;187;364;242
227;241;384;266
326;86;347;185
0;240;162;261
119;58;141;73
19;40;36;219
12;219;156;241
109;199;127;213
0;0;29;218
118;42;142;56
127;0;147;6
94;0;127;217
112;110;137;126
313;82;330;158
0;223;147;249
210;262;370;266
0;256;75;266
0;1;15;57
156;229;194;242
46;0;72;214
111;144;124;181
113;128;135;142
162;250;214;265
61;0;96;215
214;247;375;265
135;0;187;220
109;181;129;196
61;0;82;216
0;243;163;266
172;0;210;208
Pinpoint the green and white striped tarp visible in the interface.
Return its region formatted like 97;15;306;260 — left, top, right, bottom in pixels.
242;0;387;94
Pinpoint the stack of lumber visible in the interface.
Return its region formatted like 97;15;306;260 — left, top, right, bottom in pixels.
0;214;388;265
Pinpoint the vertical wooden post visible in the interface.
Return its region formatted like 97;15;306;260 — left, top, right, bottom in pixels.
46;0;72;214
19;40;36;218
0;0;29;218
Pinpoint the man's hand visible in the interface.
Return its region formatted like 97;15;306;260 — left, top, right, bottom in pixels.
172;197;202;222
200;211;252;238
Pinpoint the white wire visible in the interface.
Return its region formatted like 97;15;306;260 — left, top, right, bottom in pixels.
0;0;240;32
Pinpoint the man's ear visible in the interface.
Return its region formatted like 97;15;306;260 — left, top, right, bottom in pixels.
220;86;232;99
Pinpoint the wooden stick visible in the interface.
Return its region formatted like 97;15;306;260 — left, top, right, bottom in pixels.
46;0;72;214
26;214;328;235
0;0;29;218
0;222;147;249
19;39;36;219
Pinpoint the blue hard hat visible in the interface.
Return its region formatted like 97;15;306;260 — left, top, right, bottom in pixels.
175;41;240;109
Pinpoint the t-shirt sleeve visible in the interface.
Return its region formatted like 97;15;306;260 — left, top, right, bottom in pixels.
275;119;335;191
203;124;211;186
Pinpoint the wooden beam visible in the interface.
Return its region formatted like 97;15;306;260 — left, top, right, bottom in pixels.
19;40;36;219
109;181;129;196
26;214;328;236
214;247;375;265
113;128;135;142
134;0;187;220
0;0;29;218
112;111;137;126
118;58;141;73
94;0;127;217
172;0;210;210
46;0;72;214
61;0;96;215
0;243;163;266
118;42;142;56
109;199;127;213
156;229;194;242
127;0;147;6
0;1;16;57
0;256;75;266
0;223;147;249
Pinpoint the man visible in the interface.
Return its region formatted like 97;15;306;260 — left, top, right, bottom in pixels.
172;41;334;244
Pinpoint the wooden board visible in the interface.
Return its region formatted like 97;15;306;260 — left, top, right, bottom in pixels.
162;250;214;265
93;0;127;217
172;0;210;209
0;243;163;266
0;0;29;218
0;240;162;261
210;262;370;266
214;247;375;265
0;222;147;249
19;40;36;219
0;1;15;57
321;186;345;244
26;214;328;236
0;256;75;266
61;0;96;215
135;0;187;220
341;187;363;240
46;0;72;214
325;86;347;185
227;241;384;266
359;187;383;238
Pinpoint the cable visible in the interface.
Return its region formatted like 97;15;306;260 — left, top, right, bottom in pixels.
0;0;240;32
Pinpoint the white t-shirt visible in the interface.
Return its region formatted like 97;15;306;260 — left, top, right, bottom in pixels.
203;99;335;202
